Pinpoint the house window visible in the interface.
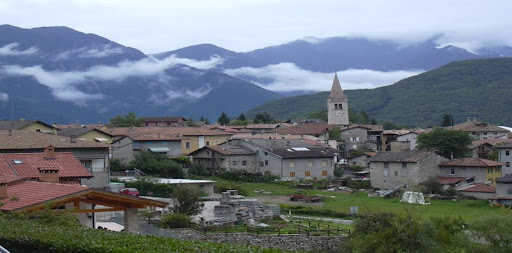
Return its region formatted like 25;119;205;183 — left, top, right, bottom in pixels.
232;161;237;167
402;162;407;169
356;137;360;141
450;168;455;175
394;171;398;177
81;160;92;169
206;151;210;155
484;132;488;135
507;162;510;168
383;168;389;177
206;141;210;146
132;141;140;149
265;160;268;166
322;171;328;177
308;161;313;167
290;172;296;177
496;167;501;172
384;162;389;169
494;132;498;135
305;171;311;177
264;152;268;156
242;161;247;166
488;168;493;174
507;150;510;156
401;168;407;178
259;161;264;167
322;160;327;166
289;161;295;168
185;142;190;149
12;160;23;165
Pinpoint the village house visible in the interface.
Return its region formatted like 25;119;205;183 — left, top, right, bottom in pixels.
391;131;420;151
0;120;59;134
439;158;504;186
347;152;377;168
190;143;257;173
468;139;512;159
495;143;512;176
236;139;338;179
369;150;448;189
112;135;187;163
456;182;496;200
142;116;187;127
270;122;334;140
0;130;110;188
382;130;412;151
106;127;234;155
57;127;114;143
450;117;509;140
490;174;512;206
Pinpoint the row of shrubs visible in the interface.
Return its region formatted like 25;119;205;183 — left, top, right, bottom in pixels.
0;213;289;253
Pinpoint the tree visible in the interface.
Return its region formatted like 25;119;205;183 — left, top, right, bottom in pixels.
307;110;327;121
109;112;143;127
417;128;472;159
422;177;443;194
237;113;247;121
359;110;370;124
169;185;205;216
328;126;343;142
253;112;274;124
109;158;128;172
441;113;454;127
217;112;230;126
129;152;184;178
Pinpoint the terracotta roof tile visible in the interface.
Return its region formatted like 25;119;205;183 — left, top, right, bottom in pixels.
450;121;508;133
271;122;334;136
106;127;234;137
0;153;92;179
0;130;110;149
436;176;472;185
368;150;434;162
206;144;255;156
0;180;89;211
440;158;505;167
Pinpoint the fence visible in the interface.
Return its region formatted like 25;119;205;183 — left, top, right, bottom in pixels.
188;222;348;237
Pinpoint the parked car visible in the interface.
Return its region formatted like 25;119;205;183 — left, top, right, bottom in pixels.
119;188;140;197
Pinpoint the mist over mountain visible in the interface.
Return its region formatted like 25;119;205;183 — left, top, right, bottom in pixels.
0;25;282;123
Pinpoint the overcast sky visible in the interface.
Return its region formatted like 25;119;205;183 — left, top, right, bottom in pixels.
1;0;511;54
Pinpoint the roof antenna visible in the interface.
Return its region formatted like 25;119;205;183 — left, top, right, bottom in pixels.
11;95;14;130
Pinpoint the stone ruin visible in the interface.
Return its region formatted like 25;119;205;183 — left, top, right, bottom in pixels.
211;190;280;225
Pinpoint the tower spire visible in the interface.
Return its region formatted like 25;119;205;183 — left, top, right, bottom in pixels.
328;73;346;102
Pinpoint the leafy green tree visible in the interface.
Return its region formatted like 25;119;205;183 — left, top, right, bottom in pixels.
162;213;190;228
417;128;472;159
441;113;454;127
228;119;249;126
370;118;378;125
129;152;184;178
217;112;230;126
359;110;370;124
169;185;205;216
253;112;274;124
237;113;247;121
422;177;443;194
328;126;343;142
109;112;143;127
382;121;401;130
109;158;128;172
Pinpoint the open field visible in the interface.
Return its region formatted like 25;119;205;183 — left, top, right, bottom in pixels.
222;180;509;222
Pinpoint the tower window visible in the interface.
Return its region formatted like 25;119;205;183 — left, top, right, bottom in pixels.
334;104;338;110
339;104;342;109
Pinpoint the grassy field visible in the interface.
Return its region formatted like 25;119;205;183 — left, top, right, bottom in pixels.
220;180;507;222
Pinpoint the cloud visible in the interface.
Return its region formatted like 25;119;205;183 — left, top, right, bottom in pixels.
161;54;225;70
299;36;324;44
0;43;38;56
0;55;221;105
225;62;423;92
0;93;8;102
55;44;125;60
151;85;213;105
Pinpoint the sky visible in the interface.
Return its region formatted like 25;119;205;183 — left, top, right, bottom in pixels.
1;0;511;54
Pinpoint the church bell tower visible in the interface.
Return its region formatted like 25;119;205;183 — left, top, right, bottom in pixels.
327;73;349;126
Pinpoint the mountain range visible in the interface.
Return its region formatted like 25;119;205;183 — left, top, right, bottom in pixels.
246;58;512;127
1;24;512;124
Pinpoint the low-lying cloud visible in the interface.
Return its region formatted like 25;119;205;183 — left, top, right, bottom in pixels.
0;55;222;105
162;54;225;70
0;93;8;102
55;44;125;60
225;63;423;92
0;43;38;56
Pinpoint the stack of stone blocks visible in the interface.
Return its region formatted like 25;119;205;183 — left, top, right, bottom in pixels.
213;190;280;225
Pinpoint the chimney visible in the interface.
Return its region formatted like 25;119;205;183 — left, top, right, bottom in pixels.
38;167;60;183
0;181;7;198
44;145;56;159
70;135;76;143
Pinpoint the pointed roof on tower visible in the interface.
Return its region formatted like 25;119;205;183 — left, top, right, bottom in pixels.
328;73;347;102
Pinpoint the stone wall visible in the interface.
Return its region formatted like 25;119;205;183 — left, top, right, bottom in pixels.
172;228;346;252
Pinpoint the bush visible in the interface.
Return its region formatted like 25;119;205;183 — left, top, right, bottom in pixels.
347;179;371;189
162;213;191;228
348;165;365;172
334;167;344;177
187;163;212;177
217;169;279;183
123;178;174;197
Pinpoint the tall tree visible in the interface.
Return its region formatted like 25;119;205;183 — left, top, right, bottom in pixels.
253;112;274;124
169;185;205;216
109;112;143;127
217;112;230;126
441;113;454;127
417;128;472;159
237;113;247;121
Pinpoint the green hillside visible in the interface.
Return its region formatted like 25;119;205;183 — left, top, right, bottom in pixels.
246;58;512;127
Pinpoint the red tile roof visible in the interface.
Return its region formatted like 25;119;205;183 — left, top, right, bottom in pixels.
0;153;92;179
106;127;234;137
457;182;495;193
436;176;472;185
0;130;110;149
271;122;334;136
440;158;505;167
0;180;89;211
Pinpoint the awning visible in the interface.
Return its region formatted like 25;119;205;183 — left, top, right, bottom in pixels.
354;170;370;174
149;147;171;152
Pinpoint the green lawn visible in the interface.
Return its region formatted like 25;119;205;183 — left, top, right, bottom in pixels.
217;180;507;222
